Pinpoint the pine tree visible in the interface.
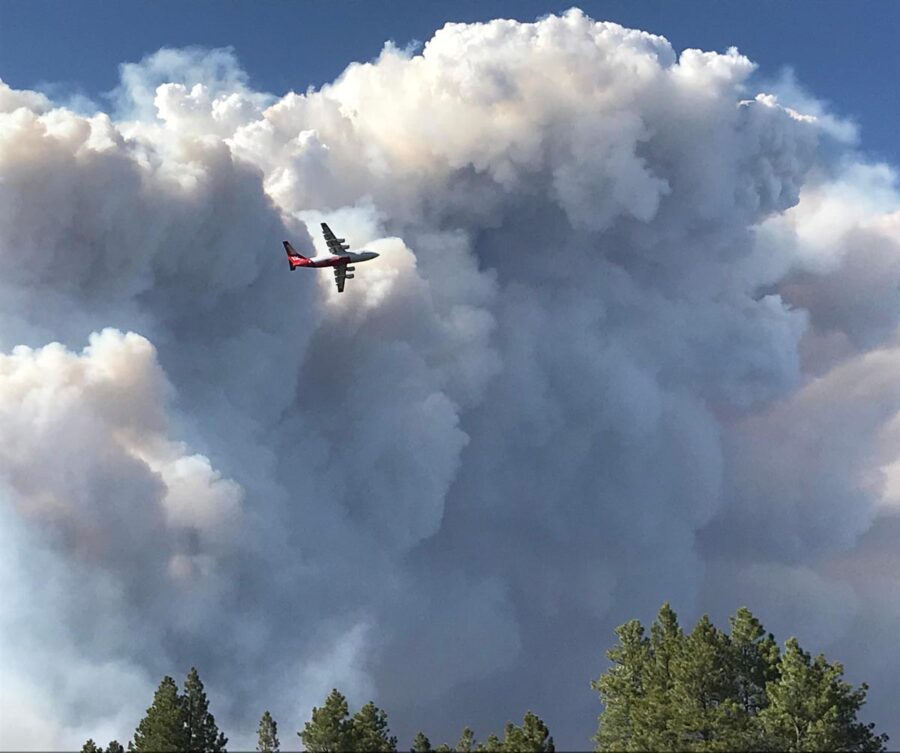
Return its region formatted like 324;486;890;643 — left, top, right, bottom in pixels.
350;701;398;752
257;710;280;752
502;712;554;752
728;607;779;716
475;733;503;752
455;727;476;753
594;604;888;752
668;615;735;749
411;731;432;753
106;742;125;753
81;740;102;753
639;602;683;751
183;667;227;753
759;637;888;752
299;689;355;752
131;676;187;753
434;745;452;753
592;618;651;750
725;606;780;749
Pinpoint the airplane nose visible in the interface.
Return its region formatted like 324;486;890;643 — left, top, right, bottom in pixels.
370;252;380;259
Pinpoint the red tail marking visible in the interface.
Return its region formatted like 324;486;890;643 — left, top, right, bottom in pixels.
283;240;310;269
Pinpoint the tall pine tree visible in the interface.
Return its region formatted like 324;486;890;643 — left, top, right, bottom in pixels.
411;731;432;753
131;676;187;753
299;689;355;752
257;710;279;752
351;701;397;752
475;733;503;752
725;606;780;749
455;727;476;753
183;667;227;753
592;618;651;750
594;604;887;752
668;614;738;749
759;637;888;752
502;712;554;752
107;742;125;753
728;606;779;717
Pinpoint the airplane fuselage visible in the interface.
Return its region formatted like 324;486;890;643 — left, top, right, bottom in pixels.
283;224;379;291
296;250;379;268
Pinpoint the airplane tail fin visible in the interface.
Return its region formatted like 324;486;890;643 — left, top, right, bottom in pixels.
283;240;308;270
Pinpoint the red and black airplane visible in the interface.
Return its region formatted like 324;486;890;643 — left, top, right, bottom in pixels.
283;223;379;292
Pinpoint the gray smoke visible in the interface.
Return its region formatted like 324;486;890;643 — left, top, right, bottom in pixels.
1;9;899;749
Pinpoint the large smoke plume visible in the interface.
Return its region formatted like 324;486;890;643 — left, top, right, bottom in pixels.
1;10;899;748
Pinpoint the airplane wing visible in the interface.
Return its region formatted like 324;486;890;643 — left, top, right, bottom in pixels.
321;222;350;252
333;265;347;293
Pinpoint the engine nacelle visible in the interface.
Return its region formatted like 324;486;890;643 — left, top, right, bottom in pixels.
345;273;355;279
345;266;356;272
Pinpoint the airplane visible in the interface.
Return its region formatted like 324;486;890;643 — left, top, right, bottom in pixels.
283;223;380;292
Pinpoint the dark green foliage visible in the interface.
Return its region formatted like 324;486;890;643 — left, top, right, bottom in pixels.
455;727;476;752
299;690;398;752
411;731;432;753
106;742;125;753
81;740;102;753
129;669;227;753
183;667;227;753
591;618;651;750
434;745;452;753
351;701;398;752
299;688;356;752
475;733;503;752
257;710;280;752
728;607;779;717
131;676;187;753
593;604;887;752
668;614;737;748
759;637;889;752
501;712;554;752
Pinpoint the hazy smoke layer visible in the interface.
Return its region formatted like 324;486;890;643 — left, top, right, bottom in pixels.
2;10;899;748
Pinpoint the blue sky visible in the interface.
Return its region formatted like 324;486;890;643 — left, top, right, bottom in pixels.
2;0;899;164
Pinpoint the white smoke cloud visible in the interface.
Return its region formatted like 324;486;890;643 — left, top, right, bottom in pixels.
1;8;899;749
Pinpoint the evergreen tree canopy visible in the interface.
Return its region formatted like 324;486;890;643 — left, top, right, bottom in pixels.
455;727;476;753
257;710;280;752
501;712;554;752
106;742;125;753
81;740;102;753
728;606;779;717
593;604;888;752
183;667;227;753
131;676;187;753
411;731;432;753
351;701;397;752
299;689;355;752
475;733;503;752
591;617;651;750
759;637;889;752
668;614;739;748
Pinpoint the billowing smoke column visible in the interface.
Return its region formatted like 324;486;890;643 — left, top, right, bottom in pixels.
1;9;899;748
